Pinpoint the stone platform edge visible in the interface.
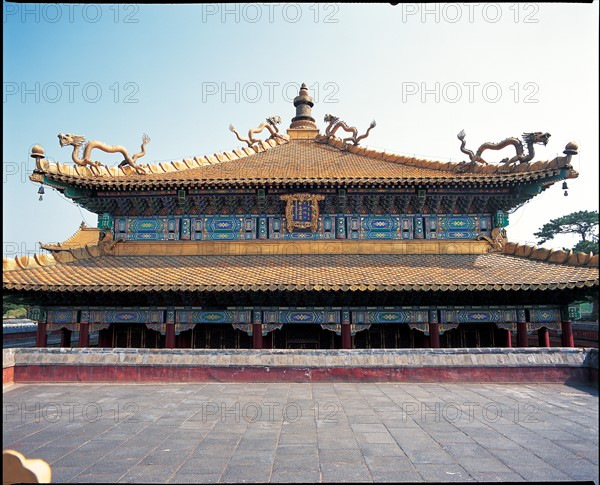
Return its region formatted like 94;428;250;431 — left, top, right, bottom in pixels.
3;348;598;384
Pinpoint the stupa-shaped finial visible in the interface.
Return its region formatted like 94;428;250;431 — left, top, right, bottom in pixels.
289;83;317;130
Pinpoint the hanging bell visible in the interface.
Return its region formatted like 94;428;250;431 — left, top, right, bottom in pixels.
562;181;568;190
38;185;45;194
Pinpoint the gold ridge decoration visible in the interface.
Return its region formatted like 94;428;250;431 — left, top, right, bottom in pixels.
57;132;150;175
280;193;325;233
477;227;508;253
457;130;551;166
229;116;289;148
318;114;376;146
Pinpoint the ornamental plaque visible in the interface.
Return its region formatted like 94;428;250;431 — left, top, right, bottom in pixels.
280;193;324;233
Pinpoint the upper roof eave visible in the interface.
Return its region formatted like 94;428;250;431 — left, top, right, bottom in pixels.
30;136;578;191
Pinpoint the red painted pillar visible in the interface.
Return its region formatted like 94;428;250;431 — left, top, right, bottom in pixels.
79;323;90;347
60;328;72;348
561;320;574;347
429;322;440;348
505;329;512;348
538;327;550;347
253;323;263;349
517;321;528;347
36;322;48;347
341;323;352;349
166;323;176;349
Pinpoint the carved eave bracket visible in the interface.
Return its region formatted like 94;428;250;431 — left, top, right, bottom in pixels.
279;193;325;233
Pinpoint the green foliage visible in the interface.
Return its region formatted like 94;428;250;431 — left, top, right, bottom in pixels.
534;210;599;254
572;240;599;255
2;294;28;319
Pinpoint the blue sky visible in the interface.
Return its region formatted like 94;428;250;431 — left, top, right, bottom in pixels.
3;2;599;257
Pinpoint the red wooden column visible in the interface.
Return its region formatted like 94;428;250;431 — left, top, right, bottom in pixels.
341;324;352;349
36;322;48;347
79;323;90;347
505;329;512;348
538;327;550;347
252;324;263;349
341;310;352;349
517;321;529;347
561;319;574;347
165;323;176;349
429;322;440;348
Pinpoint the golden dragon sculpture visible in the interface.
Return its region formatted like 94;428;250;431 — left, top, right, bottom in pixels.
57;133;150;175
229;116;288;147
457;130;551;165
319;114;376;146
477;227;508;253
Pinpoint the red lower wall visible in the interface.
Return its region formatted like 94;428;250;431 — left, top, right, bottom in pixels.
9;364;594;384
3;366;14;384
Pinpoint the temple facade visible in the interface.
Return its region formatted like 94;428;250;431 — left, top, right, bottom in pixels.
4;84;598;350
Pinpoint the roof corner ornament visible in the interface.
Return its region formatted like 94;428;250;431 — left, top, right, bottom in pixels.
318;114;376;146
229;116;289;147
98;230;124;256
477;227;507;253
57;133;150;175
457;130;551;166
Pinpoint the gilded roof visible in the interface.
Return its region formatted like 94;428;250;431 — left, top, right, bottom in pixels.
40;223;100;252
32;136;577;190
3;252;597;293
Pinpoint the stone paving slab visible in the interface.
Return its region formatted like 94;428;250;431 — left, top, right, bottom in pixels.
3;382;598;483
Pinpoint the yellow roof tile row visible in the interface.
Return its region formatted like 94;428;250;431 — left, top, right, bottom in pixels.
3;253;597;293
32;137;577;189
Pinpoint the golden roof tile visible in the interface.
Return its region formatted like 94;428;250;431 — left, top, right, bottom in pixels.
39;223;101;252
32;137;577;190
3;251;597;293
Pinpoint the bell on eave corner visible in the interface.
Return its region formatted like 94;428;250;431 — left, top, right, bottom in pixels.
562;181;568;196
38;185;44;201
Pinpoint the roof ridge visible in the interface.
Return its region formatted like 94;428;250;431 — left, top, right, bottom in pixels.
33;135;290;180
40;223;101;251
319;136;576;176
3;243;103;272
503;241;598;267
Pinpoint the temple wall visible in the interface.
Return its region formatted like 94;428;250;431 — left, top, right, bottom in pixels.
3;347;597;385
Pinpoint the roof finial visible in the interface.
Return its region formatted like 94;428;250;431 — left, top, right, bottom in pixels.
289;82;317;130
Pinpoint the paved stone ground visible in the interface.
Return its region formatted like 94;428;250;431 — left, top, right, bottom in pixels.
3;382;598;483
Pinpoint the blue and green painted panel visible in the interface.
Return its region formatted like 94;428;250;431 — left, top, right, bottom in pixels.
346;215;413;240
426;214;491;240
269;216;336;240
176;310;251;324
47;309;78;324
110;214;493;241
263;310;340;324
114;217;179;241
528;308;561;323
440;309;517;323
89;310;164;324
353;309;429;324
